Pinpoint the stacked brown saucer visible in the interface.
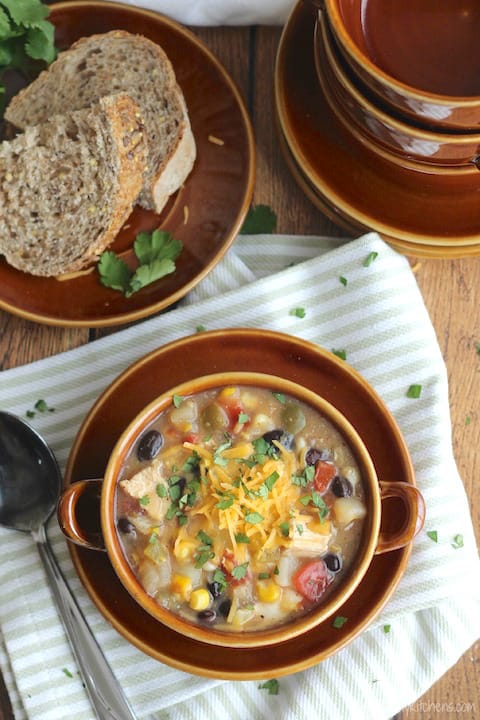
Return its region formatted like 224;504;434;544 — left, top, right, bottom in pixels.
275;0;480;257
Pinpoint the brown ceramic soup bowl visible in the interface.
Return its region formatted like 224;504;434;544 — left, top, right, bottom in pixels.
58;371;425;649
313;0;480;131
314;15;480;170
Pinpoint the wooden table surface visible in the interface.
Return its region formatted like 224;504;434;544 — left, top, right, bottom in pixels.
0;17;479;720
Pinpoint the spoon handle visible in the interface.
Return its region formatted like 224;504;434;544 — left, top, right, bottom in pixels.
33;525;137;720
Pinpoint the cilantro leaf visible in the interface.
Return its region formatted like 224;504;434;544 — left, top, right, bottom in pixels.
258;679;279;695
97;251;132;294
133;229;182;265
240;204;277;234
231;562;249;580
406;384;422;399
25;21;56;63
97;229;182;297
127;257;176;296
1;0;50;27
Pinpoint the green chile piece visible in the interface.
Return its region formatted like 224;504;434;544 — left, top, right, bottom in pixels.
281;403;306;433
201;402;229;431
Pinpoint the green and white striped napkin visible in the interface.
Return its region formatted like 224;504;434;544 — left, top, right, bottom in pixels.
0;232;478;720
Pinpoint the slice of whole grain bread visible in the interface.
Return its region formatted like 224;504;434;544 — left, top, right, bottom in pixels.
5;30;196;213
0;93;147;277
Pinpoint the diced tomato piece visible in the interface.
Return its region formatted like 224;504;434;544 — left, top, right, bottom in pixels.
183;432;200;444
293;559;330;602
221;400;246;429
313;460;336;493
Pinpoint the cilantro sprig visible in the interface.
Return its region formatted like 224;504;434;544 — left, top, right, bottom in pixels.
0;0;56;115
97;229;182;297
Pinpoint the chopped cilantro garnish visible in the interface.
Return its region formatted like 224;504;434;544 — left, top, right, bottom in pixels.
172;394;184;408
240;204;277;234
98;229;182;297
332;349;347;360
279;521;290;537
258;572;270;580
296;524;304;535
196;324;206;333
427;530;438;543
62;667;74;678
258;679;279;695
196;530;213;546
272;392;286;404
194;546;215;568
383;624;391;634
289;307;306;318
264;471;279;491
156;484;167;498
339;276;348;286
139;495;150;506
244;511;264;524
212;568;228;592
235;532;250;544
332;615;348;628
26;398;55;418
452;534;464;549
363;251;378;267
238;412;250;424
231;562;249;580
216;495;234;510
406;384;422;399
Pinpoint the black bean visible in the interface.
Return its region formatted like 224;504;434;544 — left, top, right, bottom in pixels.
137;429;163;461
207;581;224;599
331;476;353;497
324;553;342;572
262;429;294;451
198;609;216;624
218;599;232;618
117;517;136;535
305;447;330;466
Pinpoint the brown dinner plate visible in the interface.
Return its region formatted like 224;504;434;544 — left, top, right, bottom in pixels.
64;328;415;679
0;1;255;327
275;1;480;255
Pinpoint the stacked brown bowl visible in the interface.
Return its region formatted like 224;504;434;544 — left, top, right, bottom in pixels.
274;0;480;257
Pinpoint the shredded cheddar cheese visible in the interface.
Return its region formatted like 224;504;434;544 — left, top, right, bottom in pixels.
183;439;304;561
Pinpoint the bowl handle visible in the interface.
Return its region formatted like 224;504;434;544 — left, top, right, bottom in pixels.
57;478;106;551
375;481;426;554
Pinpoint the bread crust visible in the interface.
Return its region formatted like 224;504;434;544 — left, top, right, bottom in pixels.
5;30;196;214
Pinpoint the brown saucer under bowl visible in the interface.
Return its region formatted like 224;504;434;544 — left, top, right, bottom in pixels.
64;328;418;678
275;1;480;256
0;1;255;327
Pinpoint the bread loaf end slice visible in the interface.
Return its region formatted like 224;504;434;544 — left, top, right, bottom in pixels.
0;93;147;277
5;30;196;214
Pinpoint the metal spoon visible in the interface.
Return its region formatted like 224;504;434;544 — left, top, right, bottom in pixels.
0;411;136;720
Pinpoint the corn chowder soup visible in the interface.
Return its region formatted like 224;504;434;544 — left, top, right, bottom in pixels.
115;385;367;633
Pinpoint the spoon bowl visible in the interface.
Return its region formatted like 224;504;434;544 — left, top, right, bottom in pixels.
0;411;136;720
0;412;61;532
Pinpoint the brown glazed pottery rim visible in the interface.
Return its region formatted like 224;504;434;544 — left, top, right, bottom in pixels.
64;328;416;678
0;1;255;327
274;121;480;259
275;1;480;252
323;0;480;129
314;16;480;169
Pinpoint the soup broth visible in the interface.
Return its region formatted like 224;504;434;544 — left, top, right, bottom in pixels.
115;385;367;633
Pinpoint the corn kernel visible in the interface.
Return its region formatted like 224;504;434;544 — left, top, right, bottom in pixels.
218;386;237;399
173;540;197;562
170;574;192;600
189;588;211;611
257;580;281;603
